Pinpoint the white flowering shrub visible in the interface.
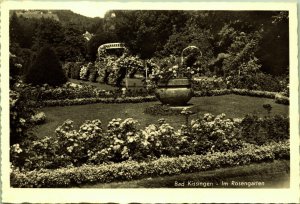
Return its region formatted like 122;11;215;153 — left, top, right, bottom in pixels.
188;113;243;154
79;64;89;80
30;112;46;124
10;89;35;145
10;113;289;171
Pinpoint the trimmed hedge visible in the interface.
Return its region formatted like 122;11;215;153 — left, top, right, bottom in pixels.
194;89;289;105
231;89;277;99
29;85;288;107
193;89;232;97
11;140;289;188
275;94;289;105
42;96;157;106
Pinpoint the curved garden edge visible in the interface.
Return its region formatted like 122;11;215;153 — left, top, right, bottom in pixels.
193;89;289;105
39;88;289;107
11;140;289;188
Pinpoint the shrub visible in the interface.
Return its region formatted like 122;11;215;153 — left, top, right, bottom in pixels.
63;62;72;78
10;89;35;145
24;46;67;86
225;73;283;92
30;112;46;124
239;114;289;145
11;140;289;188
192;76;227;92
187;113;243;154
11;112;289;171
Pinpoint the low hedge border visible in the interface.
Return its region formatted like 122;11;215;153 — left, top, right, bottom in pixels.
38;89;289;107
275;94;289;105
231;89;277;99
41;96;157;107
11;140;289;188
194;89;289;105
193;89;232;97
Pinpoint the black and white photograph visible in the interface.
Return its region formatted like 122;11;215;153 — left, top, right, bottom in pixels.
1;1;299;203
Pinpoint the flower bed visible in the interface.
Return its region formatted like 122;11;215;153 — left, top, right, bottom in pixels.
11;114;289;171
11;140;289;188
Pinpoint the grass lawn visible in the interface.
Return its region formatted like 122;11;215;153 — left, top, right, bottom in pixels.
34;94;288;137
79;160;290;188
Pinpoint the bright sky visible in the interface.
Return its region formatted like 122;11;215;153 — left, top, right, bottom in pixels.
69;2;110;18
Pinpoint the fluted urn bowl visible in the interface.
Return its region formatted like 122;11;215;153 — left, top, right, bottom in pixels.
155;78;193;106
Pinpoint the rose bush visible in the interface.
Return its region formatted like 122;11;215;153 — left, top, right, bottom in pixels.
11;113;289;171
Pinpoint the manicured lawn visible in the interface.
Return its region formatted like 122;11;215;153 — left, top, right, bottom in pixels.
34;94;288;137
79;160;290;188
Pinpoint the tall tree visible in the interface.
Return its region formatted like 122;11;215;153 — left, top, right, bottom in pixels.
10;12;24;45
108;10;188;59
25;45;67;86
57;23;87;61
32;18;65;58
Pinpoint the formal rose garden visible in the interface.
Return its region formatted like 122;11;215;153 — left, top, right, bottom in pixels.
9;10;290;188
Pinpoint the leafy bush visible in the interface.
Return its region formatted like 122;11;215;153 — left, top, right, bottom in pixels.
11;140;289;188
187;113;243;154
11;111;289;171
192;76;227;92
10;88;35;145
226;72;285;92
239;114;289;145
80;63;94;80
24;46;67;86
30;112;46;124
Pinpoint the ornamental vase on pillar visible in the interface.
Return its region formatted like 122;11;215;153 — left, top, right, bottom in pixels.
155;78;193;106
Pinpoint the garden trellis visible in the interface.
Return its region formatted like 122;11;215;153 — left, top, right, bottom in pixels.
97;43;130;88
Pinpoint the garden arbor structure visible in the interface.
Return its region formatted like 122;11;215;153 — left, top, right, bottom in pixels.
97;43;130;88
97;43;126;57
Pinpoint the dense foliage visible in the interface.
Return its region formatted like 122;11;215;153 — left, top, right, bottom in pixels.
24;46;67;86
11;113;289;171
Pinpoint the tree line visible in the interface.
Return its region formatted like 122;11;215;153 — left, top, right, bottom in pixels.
10;10;289;77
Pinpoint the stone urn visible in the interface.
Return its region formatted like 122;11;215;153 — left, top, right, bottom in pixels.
155;78;193;106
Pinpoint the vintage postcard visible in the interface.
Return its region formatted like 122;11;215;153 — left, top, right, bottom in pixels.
1;0;299;203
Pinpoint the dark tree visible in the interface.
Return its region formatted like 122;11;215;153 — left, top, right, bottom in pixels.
9;12;24;47
25;45;67;86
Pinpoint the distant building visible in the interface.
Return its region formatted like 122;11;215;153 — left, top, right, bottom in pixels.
83;31;94;41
